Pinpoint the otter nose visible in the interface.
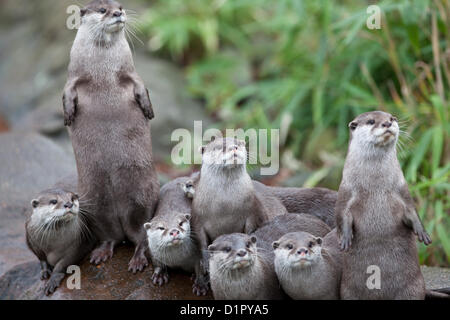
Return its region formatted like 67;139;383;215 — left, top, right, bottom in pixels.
237;250;247;257
297;248;308;255
113;10;123;17
170;229;179;237
382;121;392;128
64;202;73;209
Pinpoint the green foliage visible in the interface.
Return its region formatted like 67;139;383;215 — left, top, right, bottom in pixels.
139;0;450;266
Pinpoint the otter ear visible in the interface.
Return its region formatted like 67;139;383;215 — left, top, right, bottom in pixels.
349;121;357;130
272;241;279;250
208;244;216;252
184;214;191;221
144;222;152;230
199;146;206;154
250;236;257;244
80;8;87;17
316;237;323;246
31;199;39;208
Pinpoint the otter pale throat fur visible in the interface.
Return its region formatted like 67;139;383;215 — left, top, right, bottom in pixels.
273;229;342;300
144;177;202;291
208;214;331;300
63;0;159;273
336;111;431;300
25;178;94;295
191;137;287;295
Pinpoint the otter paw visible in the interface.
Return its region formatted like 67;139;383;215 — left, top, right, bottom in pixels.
63;114;75;126
192;281;209;296
417;230;432;245
40;269;52;280
339;234;352;251
183;181;195;199
44;272;65;296
128;255;148;273
151;271;169;286
90;245;114;265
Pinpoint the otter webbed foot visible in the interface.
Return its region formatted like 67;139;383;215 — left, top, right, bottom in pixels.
339;232;353;251
44;272;65;296
192;279;209;296
128;253;148;273
41;269;52;280
90;241;114;265
151;267;169;286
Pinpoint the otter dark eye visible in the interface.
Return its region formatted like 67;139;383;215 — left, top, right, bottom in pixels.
71;195;78;202
286;244;293;250
99;8;107;14
50;199;57;205
246;241;251;248
158;227;165;231
367;119;375;125
224;247;231;253
179;221;184;227
391;117;397;122
308;241;314;248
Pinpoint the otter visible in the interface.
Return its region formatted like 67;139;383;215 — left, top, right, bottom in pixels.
336;111;431;299
25;177;94;295
144;177;202;292
207;214;330;300
185;174;337;228
190;137;287;295
63;0;159;272
273;229;342;300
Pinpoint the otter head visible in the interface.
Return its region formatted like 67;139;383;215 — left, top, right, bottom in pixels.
30;189;80;225
200;137;247;170
273;232;323;269
348;111;399;150
208;233;257;272
144;213;191;248
80;0;127;36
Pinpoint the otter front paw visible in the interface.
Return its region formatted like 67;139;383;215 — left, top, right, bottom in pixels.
128;254;148;273
192;280;209;296
44;272;65;296
62;94;77;126
415;229;432;245
151;269;169;286
135;88;154;120
339;231;353;251
182;180;195;199
40;269;52;280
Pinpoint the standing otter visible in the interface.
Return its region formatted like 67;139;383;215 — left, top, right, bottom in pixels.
336;111;431;299
63;0;159;272
191;137;287;295
144;177;202;291
208;214;330;300
25;177;94;295
273;229;342;300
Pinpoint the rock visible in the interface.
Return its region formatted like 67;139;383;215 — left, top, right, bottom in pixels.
0;132;76;277
421;266;450;290
0;245;212;300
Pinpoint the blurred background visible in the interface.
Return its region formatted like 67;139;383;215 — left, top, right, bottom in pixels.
0;0;448;270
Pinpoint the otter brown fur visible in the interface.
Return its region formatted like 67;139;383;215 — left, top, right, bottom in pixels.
208;214;330;300
273;229;342;300
336;111;431;300
144;177;201;291
190;137;287;295
63;0;159;272
25;176;94;295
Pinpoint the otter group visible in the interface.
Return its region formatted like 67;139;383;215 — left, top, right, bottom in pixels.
25;0;447;300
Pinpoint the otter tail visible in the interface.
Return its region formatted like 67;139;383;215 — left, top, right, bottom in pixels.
425;288;450;300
